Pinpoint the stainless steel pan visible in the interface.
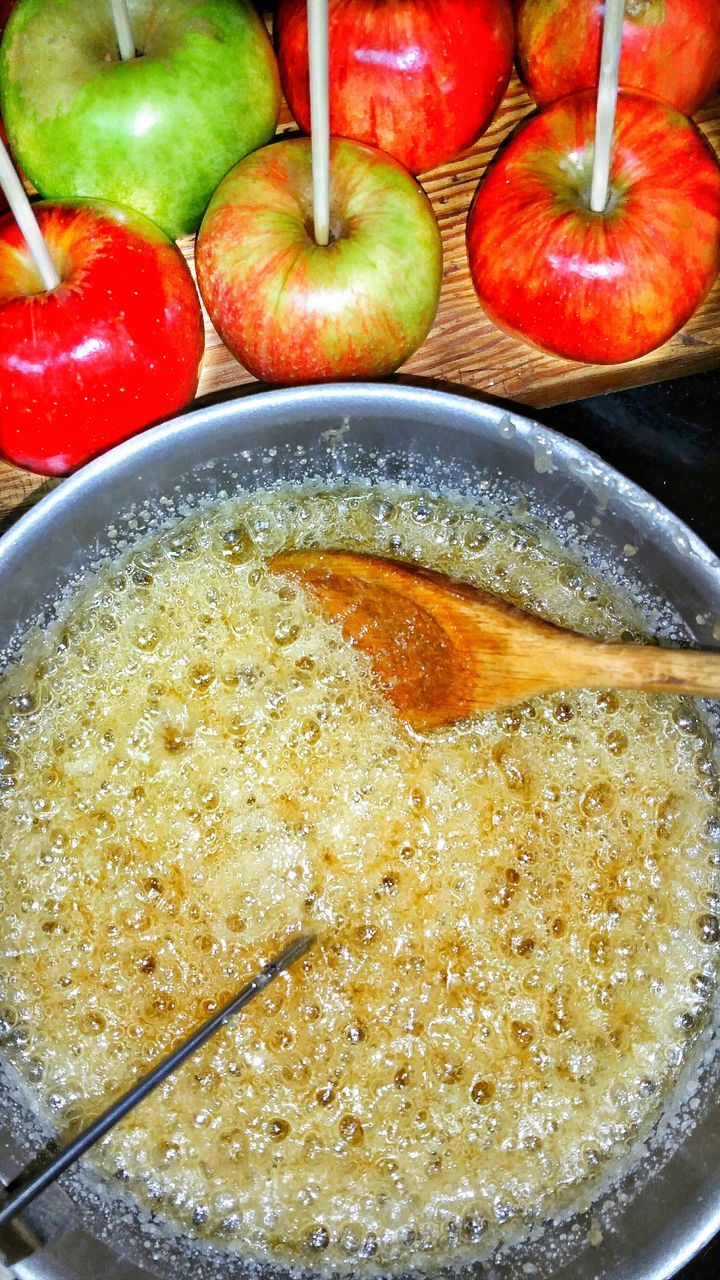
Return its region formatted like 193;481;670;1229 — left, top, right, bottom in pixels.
0;383;718;1280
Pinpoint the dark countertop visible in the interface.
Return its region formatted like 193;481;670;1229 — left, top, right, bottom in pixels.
541;369;718;1280
541;373;718;558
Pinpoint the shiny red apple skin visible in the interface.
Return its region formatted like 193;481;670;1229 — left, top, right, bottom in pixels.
467;91;720;365
276;0;514;175
196;136;442;383
0;201;204;475
515;0;720;115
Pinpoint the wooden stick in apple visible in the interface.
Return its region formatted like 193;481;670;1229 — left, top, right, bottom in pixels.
308;0;330;245
110;0;136;62
590;0;626;213
0;134;60;291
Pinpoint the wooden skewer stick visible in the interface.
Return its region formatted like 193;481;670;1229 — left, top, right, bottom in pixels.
590;0;626;214
308;0;330;246
0;135;60;293
110;0;136;62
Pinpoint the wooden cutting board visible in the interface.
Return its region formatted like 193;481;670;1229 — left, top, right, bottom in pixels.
3;74;720;522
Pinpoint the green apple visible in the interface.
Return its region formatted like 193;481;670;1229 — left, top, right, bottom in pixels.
0;0;280;239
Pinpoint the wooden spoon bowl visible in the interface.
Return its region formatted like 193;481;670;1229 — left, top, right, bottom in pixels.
269;550;720;731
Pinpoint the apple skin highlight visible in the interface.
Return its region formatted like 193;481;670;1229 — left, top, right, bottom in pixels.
276;0;514;175
196;137;442;384
467;91;720;365
0;201;204;476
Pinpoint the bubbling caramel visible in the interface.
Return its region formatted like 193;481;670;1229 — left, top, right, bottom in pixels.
0;484;718;1272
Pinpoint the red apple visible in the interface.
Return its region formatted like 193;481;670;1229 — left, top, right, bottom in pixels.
466;91;720;364
515;0;720;116
275;0;514;175
196;136;442;383
0;201;204;475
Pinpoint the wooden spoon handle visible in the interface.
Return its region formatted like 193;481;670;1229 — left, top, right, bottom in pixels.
562;640;720;699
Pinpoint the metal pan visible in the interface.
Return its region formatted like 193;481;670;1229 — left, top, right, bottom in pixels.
0;383;718;1280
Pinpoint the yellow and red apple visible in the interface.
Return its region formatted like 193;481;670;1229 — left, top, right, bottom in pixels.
196;137;442;383
515;0;720;116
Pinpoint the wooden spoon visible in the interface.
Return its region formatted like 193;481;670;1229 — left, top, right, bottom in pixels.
269;550;720;731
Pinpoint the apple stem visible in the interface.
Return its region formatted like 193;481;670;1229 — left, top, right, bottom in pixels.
590;0;626;213
0;135;60;292
110;0;136;61
308;0;330;246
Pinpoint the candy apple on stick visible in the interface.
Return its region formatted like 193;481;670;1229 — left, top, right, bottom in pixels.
276;0;514;175
0;137;204;476
516;0;720;117
0;0;280;239
196;0;442;381
466;0;720;364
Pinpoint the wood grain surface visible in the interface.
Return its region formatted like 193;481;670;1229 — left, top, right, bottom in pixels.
3;74;720;522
